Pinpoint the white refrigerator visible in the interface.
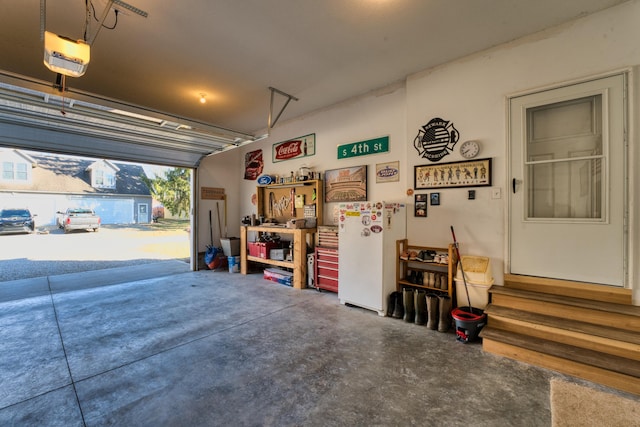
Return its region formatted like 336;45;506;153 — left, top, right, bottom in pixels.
338;201;406;316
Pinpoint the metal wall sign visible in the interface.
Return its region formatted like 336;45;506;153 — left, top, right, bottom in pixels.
272;133;316;162
413;117;459;162
337;136;389;159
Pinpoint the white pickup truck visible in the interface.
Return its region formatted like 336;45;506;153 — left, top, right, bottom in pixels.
57;208;101;233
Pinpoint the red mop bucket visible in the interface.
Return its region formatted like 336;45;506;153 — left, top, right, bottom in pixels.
451;306;486;343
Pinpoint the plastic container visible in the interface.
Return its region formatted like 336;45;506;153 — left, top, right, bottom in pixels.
228;255;240;273
248;242;278;259
451;307;486;343
455;279;492;310
455;255;492;285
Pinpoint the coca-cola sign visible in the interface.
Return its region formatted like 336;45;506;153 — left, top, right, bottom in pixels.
272;134;316;162
275;140;302;160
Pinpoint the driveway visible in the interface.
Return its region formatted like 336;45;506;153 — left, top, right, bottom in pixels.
0;224;190;282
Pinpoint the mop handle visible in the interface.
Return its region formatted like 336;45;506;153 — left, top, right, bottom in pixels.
450;226;472;309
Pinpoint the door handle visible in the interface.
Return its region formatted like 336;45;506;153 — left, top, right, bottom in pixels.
512;178;517;194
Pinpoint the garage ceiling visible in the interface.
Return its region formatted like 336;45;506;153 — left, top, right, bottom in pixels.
0;0;630;166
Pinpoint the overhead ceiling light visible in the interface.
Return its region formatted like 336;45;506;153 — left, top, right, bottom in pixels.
43;31;90;77
199;93;207;104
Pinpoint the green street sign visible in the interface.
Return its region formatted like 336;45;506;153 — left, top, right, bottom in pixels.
337;136;389;159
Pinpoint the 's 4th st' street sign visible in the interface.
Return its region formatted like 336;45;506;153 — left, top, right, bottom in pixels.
337;136;389;159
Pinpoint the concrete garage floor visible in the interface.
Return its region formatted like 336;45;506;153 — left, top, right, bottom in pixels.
1;260;556;426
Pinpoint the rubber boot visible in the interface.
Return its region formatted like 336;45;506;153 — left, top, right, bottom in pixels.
428;272;435;287
426;293;439;330
438;295;452;332
414;290;427;325
440;274;448;290
392;291;404;319
409;270;417;284
386;292;397;317
403;288;415;323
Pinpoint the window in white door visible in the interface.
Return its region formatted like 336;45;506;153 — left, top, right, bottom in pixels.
525;95;604;220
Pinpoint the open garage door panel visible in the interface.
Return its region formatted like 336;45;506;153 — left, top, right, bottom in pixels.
0;75;256;167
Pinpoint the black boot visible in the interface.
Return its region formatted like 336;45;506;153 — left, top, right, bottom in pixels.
403;288;415;323
392;291;404;319
386;292;396;317
414;289;427;325
409;270;417;284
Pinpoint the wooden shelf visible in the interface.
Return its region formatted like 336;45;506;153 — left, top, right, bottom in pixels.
240;225;316;289
396;239;458;299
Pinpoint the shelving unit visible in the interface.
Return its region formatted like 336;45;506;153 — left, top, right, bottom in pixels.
256;179;323;225
240;225;316;289
396;239;457;299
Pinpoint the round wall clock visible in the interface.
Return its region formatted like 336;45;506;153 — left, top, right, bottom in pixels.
459;140;480;159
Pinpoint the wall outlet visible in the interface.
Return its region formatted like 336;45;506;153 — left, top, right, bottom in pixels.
492;188;502;199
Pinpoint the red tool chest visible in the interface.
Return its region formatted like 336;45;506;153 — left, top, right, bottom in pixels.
314;226;339;292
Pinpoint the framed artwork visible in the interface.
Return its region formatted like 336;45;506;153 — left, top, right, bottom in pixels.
324;165;368;202
430;193;440;206
414;158;492;190
375;161;400;183
414;194;427;217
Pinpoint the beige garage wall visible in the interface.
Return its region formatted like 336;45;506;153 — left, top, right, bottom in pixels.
200;1;640;304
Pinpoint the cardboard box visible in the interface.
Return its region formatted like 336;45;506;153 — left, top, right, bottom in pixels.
269;248;290;261
286;218;306;229
221;238;240;256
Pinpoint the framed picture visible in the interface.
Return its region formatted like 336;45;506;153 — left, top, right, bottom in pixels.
375;161;400;183
324;165;368;202
415;194;427;217
430;193;440;206
414;158;492;190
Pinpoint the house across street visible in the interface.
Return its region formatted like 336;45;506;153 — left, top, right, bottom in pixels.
1;149;154;227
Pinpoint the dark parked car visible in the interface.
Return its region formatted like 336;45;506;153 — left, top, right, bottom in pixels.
0;208;36;235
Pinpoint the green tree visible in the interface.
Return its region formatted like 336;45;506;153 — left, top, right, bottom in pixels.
142;168;191;217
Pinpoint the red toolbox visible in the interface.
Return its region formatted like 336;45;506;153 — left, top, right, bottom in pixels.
314;247;339;293
248;242;279;259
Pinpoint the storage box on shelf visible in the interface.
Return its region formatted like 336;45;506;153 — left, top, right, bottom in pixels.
395;239;458;299
248;241;279;259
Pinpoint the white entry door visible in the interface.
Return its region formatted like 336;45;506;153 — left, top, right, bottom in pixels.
509;73;627;286
138;203;149;223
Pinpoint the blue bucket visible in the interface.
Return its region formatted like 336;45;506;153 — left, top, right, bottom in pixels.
228;256;240;273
